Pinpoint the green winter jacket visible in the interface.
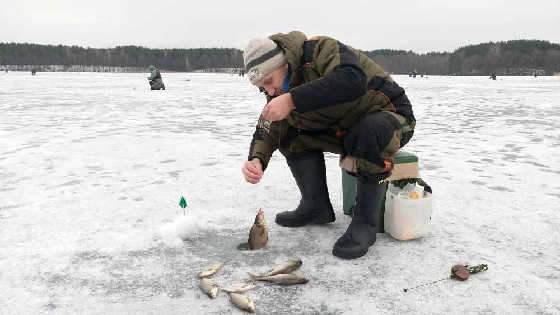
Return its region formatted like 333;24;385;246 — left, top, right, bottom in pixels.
248;31;415;170
148;66;165;90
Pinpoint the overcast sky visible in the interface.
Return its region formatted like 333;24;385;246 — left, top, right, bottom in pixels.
1;0;559;53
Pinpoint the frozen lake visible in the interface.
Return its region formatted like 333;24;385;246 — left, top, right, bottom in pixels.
1;72;559;314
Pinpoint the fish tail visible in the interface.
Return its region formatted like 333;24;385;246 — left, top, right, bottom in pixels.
247;272;260;280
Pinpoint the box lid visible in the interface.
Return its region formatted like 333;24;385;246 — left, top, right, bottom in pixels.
394;151;418;164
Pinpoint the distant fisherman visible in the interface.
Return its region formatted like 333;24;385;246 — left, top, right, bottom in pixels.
241;31;415;259
147;65;165;90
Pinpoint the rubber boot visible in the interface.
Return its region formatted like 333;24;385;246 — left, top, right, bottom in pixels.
275;151;335;227
332;176;385;259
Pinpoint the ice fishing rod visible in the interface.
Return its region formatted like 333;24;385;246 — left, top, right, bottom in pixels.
403;264;488;292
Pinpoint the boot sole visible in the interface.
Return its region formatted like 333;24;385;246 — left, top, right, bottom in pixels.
332;246;369;260
332;237;376;259
275;216;335;227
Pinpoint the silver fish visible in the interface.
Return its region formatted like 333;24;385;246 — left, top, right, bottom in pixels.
221;281;256;293
197;262;223;278
248;208;268;250
229;292;255;313
200;278;219;298
262;258;302;276
248;273;309;285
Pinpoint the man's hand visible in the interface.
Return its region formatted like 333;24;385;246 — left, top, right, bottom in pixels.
262;93;295;121
242;158;263;184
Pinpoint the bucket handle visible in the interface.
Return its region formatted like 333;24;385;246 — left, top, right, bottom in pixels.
390;178;432;194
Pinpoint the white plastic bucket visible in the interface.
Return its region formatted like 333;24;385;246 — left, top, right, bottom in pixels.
384;183;432;241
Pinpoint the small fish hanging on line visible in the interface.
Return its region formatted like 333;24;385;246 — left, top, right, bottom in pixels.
179;196;188;215
403;264;488;292
236;208;268;251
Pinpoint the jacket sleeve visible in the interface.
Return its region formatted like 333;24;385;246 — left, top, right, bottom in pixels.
148;70;157;80
290;38;367;113
248;114;279;171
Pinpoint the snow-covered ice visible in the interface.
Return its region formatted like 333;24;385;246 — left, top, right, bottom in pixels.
1;72;559;314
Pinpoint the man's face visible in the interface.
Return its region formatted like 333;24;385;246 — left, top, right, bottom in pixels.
255;64;287;97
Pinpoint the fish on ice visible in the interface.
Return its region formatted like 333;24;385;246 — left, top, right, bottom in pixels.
260;258;302;277
229;292;255;313
200;278;219;298
197;262;223;278
248;273;309;285
221;281;256;293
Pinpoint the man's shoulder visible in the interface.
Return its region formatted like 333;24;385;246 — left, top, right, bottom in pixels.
303;36;338;53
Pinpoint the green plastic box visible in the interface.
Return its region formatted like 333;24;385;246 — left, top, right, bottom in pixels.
341;151;419;233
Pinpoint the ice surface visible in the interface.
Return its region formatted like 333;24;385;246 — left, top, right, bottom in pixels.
1;72;559;314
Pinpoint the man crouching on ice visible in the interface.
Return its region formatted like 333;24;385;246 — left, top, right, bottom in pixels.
241;31;415;259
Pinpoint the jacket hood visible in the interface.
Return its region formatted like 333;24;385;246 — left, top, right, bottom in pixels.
268;31;307;71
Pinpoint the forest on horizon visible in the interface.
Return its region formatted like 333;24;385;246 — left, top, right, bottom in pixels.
1;39;559;75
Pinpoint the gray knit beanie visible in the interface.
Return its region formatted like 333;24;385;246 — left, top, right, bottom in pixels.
243;38;287;85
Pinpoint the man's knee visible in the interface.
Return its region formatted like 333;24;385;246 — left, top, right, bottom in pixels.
357;112;402;139
343;112;402;163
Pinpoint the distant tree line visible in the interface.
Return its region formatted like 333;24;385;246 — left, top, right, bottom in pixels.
366;50;450;75
446;40;560;75
366;40;560;75
1;40;559;75
0;44;243;72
